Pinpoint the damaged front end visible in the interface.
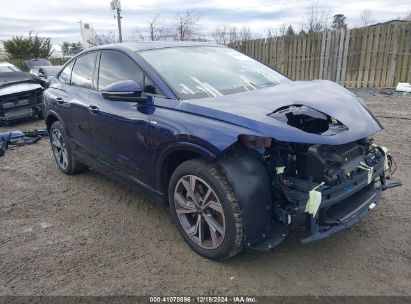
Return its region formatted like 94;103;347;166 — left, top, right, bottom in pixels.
255;137;399;250
217;104;400;251
0;72;45;124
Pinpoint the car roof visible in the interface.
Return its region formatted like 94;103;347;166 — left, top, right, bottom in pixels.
26;58;52;68
88;41;222;52
42;65;62;69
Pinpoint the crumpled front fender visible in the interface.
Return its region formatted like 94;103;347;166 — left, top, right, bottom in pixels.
217;149;272;246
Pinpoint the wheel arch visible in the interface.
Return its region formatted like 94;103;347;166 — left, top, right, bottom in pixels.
158;141;273;247
156;142;218;203
45;110;65;133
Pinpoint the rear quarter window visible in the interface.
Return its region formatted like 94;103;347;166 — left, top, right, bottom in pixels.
58;61;74;84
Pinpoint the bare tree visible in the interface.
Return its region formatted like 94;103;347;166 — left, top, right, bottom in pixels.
174;10;200;41
148;15;170;41
212;25;229;45
303;2;329;33
239;26;253;42
88;31;117;46
403;11;411;21
229;27;239;44
212;25;242;45
359;9;373;27
278;24;287;36
129;15;171;42
129;30;145;41
265;27;277;38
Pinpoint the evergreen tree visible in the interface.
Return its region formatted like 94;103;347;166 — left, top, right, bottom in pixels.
332;14;347;30
286;25;296;36
3;32;52;59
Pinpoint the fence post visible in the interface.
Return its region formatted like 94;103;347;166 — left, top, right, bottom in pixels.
319;31;327;79
341;29;350;87
387;24;400;87
336;29;345;84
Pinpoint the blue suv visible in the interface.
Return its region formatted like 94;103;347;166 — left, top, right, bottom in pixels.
43;42;398;260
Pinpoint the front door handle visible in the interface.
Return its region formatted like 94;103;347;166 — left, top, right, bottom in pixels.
88;105;100;114
56;97;66;104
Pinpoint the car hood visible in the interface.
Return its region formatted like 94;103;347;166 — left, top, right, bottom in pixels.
178;80;382;145
0;82;43;96
0;72;44;90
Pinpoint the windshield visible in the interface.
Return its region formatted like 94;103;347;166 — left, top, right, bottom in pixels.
139;46;289;100
0;65;21;73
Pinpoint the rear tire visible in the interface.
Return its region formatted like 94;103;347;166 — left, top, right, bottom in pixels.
169;158;244;260
50;121;87;175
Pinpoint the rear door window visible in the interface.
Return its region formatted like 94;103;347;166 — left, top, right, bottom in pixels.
71;52;97;89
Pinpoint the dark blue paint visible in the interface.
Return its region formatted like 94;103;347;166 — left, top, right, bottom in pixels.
103;79;142;93
101;80;144;101
44;43;383;201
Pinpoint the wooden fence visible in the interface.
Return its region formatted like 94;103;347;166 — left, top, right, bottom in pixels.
230;21;411;88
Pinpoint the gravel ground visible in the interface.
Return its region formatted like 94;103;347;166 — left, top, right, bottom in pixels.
0;90;410;296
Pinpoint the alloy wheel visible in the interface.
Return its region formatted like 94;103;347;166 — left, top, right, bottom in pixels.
174;175;226;249
51;128;69;170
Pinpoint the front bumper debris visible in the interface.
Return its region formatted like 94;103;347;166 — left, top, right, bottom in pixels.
250;155;401;251
302;184;381;244
0;129;48;156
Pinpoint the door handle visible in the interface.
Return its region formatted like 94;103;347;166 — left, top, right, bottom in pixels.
56;97;66;104
88;105;100;114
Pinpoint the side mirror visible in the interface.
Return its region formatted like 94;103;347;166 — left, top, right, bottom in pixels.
38;72;46;78
101;80;147;103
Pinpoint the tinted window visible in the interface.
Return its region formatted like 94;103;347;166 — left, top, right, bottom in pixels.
98;51;144;90
71;52;97;89
58;61;74;84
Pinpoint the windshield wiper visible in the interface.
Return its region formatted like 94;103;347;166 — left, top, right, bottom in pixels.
239;75;257;90
191;77;222;97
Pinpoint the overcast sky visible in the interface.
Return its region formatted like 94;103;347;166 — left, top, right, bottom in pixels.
0;0;409;47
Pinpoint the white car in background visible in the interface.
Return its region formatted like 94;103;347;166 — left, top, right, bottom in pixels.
0;62;21;73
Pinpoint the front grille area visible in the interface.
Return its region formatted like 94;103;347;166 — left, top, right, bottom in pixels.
0;88;43;111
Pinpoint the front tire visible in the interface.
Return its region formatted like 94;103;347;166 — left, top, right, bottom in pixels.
169;158;244;260
50;121;87;175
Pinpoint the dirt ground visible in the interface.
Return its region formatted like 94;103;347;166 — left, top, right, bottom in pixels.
0;90;410;296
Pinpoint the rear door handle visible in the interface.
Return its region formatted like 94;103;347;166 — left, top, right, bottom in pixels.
56;97;66;104
88;105;100;114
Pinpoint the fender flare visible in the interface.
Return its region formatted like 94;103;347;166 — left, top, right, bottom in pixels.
155;141;218;192
45;110;67;132
216;149;272;246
